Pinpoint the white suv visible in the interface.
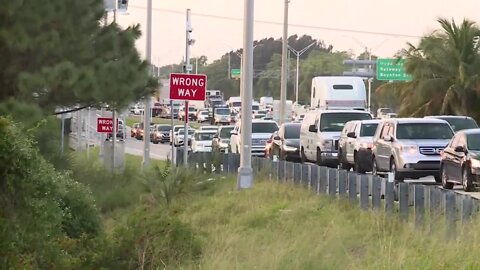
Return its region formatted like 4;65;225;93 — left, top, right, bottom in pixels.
230;119;278;156
372;118;454;182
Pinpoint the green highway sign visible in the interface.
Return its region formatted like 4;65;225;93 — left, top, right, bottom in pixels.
231;68;241;78
376;58;412;81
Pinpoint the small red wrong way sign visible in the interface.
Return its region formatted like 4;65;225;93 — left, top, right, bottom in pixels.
169;73;207;101
97;117;119;133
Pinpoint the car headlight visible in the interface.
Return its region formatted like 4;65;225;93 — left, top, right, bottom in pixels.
359;142;373;149
283;145;297;152
156;132;161;136
470;159;480;168
400;145;417;155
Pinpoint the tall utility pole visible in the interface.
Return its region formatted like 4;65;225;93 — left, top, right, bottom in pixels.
143;0;153;168
237;0;254;189
184;8;192;166
279;0;289;125
288;41;316;105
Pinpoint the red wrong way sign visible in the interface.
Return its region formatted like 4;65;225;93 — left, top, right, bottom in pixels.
169;73;207;101
97;117;119;133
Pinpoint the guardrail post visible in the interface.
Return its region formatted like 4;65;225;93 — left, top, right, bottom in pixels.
319;167;328;194
222;153;228;173
360;174;369;210
462;195;474;223
445;191;456;239
328;168;337;198
294;163;302;184
414;185;425;228
371;177;382;210
338;169;347;198
301;164;311;188
348;172;357;203
278;161;286;183
385;180;394;214
311;166;320;194
286;162;295;183
399;183;409;221
271;160;279;181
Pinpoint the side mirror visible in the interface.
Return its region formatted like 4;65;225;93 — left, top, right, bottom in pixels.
308;124;317;133
454;145;466;153
273;135;281;140
230;130;237;135
383;135;394;142
347;132;356;138
213;134;218;139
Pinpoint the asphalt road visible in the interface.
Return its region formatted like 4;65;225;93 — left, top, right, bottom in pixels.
90;110;480;200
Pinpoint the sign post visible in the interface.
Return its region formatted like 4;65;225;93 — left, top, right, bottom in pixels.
169;73;207;166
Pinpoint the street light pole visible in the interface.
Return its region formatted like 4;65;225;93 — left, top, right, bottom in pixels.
288;41;316;104
143;0;152;168
279;0;289;125
183;8;192;166
237;0;254;189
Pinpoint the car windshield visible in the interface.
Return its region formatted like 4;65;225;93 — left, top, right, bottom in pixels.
232;102;241;107
467;133;480;151
252;122;278;133
178;129;195;135
173;126;183;132
195;132;215;141
439;117;478;132
157;125;171;132
216;108;230;115
380;108;392;113
360;123;378;137
252;105;260;110
396;123;453;139
220;127;234;138
201;111;209;115
188;107;196;112
284;124;301;139
320;113;372;132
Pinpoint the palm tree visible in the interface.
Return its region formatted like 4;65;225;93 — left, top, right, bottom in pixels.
378;18;480;119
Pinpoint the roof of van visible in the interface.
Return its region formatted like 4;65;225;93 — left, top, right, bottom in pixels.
386;118;449;124
309;109;372;114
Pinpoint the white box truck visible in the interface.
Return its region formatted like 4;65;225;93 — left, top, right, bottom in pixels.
310;76;367;110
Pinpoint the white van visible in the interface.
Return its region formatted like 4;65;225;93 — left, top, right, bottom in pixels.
300;109;372;166
310;76;367;110
272;100;293;123
259;96;273;108
228;96;242;112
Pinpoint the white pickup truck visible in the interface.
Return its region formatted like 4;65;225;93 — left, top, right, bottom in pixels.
230;119;279;156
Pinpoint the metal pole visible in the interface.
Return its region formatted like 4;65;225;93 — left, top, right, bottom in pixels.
61;113;65;155
295;54;299;104
86;107;90;159
195;57;198;74
184;8;191;166
228;52;231;79
170;100;175;164
143;0;152;168
279;0;289;125
112;110;116;171
368;49;372;112
237;0;254;189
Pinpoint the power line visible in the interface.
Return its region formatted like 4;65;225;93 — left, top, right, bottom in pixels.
128;5;422;39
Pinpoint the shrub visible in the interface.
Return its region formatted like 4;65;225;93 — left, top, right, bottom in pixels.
0;117;101;268
107;206;202;269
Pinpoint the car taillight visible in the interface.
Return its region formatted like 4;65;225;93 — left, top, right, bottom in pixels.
267;139;272;144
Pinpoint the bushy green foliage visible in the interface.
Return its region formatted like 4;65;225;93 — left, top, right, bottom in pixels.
0;117;101;268
105;206;202;269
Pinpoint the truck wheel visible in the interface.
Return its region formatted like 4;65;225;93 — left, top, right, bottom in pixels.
316;149;324;166
390;158;404;182
300;147;307;163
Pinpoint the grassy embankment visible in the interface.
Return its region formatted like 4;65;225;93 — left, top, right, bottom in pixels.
70;149;480;269
125;115;200;129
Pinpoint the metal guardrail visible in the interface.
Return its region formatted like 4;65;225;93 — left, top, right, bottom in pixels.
180;150;479;230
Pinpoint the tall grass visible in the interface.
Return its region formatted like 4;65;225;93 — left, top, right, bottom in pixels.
178;179;480;269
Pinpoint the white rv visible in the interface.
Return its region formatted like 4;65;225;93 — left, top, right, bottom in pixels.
272;100;293;123
310;76;367;110
259;96;274;108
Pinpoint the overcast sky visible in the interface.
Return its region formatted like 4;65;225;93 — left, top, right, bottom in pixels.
115;0;480;66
